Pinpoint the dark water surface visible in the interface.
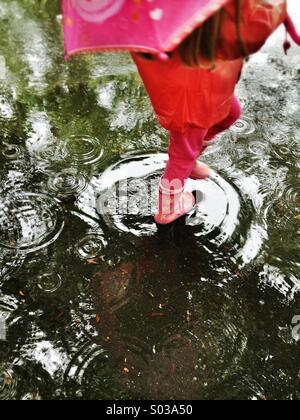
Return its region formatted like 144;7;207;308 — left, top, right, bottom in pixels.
0;0;300;400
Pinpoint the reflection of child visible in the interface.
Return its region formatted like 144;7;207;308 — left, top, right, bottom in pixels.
132;0;288;225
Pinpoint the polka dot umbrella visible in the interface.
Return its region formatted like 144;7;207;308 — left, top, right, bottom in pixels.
62;0;231;59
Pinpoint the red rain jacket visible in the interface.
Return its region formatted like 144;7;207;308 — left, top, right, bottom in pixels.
132;0;287;133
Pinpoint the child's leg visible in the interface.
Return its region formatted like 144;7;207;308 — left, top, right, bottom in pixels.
190;97;242;180
163;126;208;186
163;96;241;184
204;96;242;142
155;126;207;225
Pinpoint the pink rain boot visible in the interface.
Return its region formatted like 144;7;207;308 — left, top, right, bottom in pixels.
190;161;212;180
154;179;195;225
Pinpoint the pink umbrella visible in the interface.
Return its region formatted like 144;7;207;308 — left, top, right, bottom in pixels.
62;0;230;59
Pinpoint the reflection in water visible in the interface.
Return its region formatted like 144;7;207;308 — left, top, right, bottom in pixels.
0;193;64;253
0;96;14;120
37;273;63;293
0;0;299;401
79;152;268;269
259;264;300;302
230;116;256;136
92;248;249;399
0;250;24;281
75;234;107;261
0;366;17;400
65;135;105;166
47;169;88;198
2;144;23;161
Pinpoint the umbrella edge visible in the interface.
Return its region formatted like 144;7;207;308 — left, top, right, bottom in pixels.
162;0;231;52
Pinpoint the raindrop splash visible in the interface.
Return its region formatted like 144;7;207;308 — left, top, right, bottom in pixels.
75;234;107;261
231;117;256;136
37;273;63;293
66;135;105;166
0;193;64;253
47;169;88;198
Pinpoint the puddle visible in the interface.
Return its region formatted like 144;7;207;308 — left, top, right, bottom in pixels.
0;0;300;400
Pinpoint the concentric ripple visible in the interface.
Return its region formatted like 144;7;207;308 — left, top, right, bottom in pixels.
95;154;166;237
151;316;248;397
281;184;300;215
0;250;25;281
270;142;299;167
35;142;67;164
93;153;241;243
64;343;106;386
0;366;17;400
47;169;88;198
185;174;240;245
91;276;249;399
62;341;122;399
1;144;23;161
0;193;64;253
91;153;265;267
0;296;21;381
37;272;63;293
230;117;256;136
263;124;291;145
75;234;107;260
248;141;270;158
269;183;300;220
65;135;105;166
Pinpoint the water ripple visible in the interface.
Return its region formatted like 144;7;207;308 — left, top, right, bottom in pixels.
37;273;63;293
65;135;105;166
47;169;88;198
89;153;167;237
0;366;17;400
259;264;300;301
263;124;291;145
64;343;106;387
0;193;64;253
270;142;299;168
1;144;23;161
90;249;251;398
152;315;248;393
0;294;19;340
248;141;270;158
93;261;138;314
230;117;256;136
36;142;67;165
186;173;241;245
0;296;21;400
281;184;300;215
0;250;25;281
75;234;107;261
89;154;266;267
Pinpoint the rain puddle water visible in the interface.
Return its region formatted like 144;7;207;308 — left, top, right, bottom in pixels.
0;0;300;400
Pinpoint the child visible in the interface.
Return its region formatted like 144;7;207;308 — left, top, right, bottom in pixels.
132;0;288;225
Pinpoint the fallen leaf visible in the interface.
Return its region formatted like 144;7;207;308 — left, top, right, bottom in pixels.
87;259;98;265
149;313;166;318
4;374;13;386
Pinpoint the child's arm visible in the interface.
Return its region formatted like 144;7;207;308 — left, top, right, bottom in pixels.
218;0;287;60
240;0;288;55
